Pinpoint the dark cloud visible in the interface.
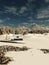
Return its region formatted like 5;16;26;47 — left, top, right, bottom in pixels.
0;0;49;27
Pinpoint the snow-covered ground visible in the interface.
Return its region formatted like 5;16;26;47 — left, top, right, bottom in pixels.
0;33;49;65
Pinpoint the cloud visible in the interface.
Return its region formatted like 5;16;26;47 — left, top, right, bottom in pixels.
27;0;35;3
45;0;49;2
28;16;33;20
45;19;49;22
28;19;34;23
22;22;29;25
7;17;10;20
3;6;28;16
27;16;34;23
21;22;37;27
0;17;11;23
26;14;36;23
4;6;17;15
0;19;4;23
16;6;28;16
19;6;28;14
36;6;49;19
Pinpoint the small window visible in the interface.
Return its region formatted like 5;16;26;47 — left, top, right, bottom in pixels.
17;36;19;38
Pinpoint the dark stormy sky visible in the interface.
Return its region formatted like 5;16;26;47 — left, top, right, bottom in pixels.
0;0;49;27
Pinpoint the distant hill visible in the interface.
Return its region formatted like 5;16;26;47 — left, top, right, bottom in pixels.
0;25;49;35
29;25;49;34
